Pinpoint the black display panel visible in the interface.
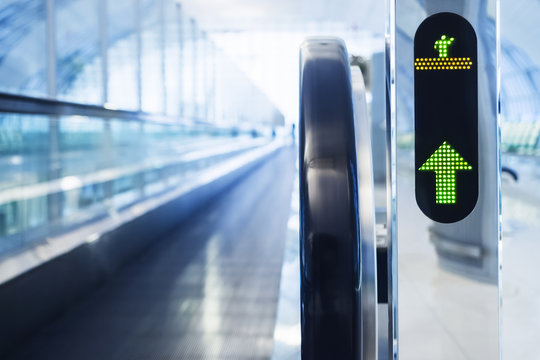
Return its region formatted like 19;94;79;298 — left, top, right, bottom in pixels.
414;12;478;223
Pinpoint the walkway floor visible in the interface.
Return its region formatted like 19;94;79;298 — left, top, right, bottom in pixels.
6;147;296;360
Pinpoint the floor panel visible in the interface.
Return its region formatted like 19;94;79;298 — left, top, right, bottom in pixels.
6;147;296;360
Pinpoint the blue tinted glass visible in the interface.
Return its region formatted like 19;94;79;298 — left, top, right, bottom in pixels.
0;0;47;97
107;0;138;110
55;0;103;103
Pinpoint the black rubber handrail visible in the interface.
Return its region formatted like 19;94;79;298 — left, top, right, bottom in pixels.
0;91;210;125
299;38;361;360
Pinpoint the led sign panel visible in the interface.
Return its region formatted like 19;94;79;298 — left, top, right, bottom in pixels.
414;12;478;223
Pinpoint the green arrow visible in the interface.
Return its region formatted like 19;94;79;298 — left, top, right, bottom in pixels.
419;141;472;204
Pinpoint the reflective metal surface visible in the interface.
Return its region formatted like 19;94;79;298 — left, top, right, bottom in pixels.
299;38;361;359
352;67;378;360
384;0;398;357
395;0;500;359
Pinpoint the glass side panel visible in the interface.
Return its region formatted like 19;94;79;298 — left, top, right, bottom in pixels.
0;113;270;261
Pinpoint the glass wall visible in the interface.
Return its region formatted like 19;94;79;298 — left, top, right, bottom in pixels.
0;0;47;97
0;113;271;259
182;18;197;119
0;0;284;278
140;0;164;113
55;0;102;103
0;0;284;123
107;0;139;110
164;1;182;116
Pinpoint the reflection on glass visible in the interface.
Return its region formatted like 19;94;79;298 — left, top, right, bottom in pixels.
195;32;206;120
164;1;182;116
0;114;49;252
107;0;139;110
182;18;197;119
140;0;164;113
0;113;273;261
0;0;284;285
0;0;47;97
55;0;103;104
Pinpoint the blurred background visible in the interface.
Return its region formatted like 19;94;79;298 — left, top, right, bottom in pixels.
0;0;538;359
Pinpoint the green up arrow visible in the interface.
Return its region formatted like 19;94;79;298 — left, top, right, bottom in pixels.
419;141;472;204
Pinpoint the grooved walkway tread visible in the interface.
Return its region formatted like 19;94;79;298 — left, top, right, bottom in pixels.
6;147;296;360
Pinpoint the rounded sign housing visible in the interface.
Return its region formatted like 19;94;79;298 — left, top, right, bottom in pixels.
414;12;478;223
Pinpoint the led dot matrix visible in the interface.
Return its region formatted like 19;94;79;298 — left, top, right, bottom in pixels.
414;57;472;71
414;35;474;71
414;13;479;222
434;35;454;57
418;141;472;204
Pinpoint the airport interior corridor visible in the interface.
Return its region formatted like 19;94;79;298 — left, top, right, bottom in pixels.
5;148;296;360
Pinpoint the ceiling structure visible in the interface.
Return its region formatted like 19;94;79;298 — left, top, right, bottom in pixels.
180;0;385;34
179;0;386;123
180;0;540;126
2;0;536;126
